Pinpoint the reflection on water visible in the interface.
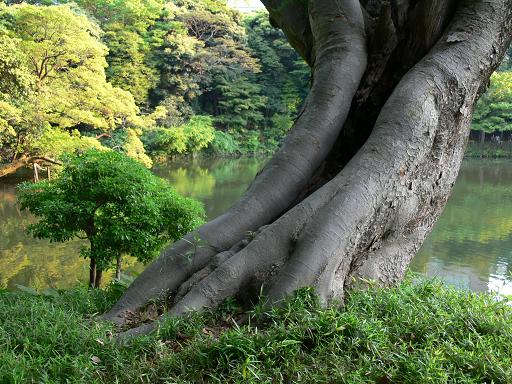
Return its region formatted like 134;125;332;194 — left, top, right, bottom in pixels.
411;160;512;295
152;157;266;220
2;157;512;294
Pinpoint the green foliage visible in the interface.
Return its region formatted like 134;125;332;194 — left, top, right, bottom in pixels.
5;3;138;132
17;150;204;270
141;126;188;156
73;0;164;106
234;129;263;153
472;72;512;134
0;25;38;155
142;115;215;156
211;75;267;131
31;126;105;159
0;32;34;102
2;278;512;382
103;26;159;105
0;3;149;165
0;1;312;161
121;128;153;168
153;0;260;106
244;11;310;146
208;130;241;154
182;115;216;152
465;142;512;158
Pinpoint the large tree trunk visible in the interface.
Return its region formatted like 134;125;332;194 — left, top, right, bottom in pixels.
103;0;512;337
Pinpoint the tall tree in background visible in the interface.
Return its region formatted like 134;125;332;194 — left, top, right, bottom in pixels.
151;0;262;128
71;0;164;107
105;0;512;337
0;4;149;174
15;0;165;107
0;29;36;159
1;0;309;150
245;11;309;147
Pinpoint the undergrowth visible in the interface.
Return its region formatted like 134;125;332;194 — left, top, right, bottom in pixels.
1;277;511;383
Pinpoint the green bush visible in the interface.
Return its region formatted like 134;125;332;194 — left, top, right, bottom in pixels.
141;116;215;157
17;149;204;287
1;277;512;383
140;126;188;156
208;130;241;155
235;129;263;153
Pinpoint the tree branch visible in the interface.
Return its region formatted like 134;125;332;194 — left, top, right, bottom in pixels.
0;156;63;178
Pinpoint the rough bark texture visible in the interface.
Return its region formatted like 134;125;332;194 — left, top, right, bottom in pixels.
104;0;367;323
103;0;512;337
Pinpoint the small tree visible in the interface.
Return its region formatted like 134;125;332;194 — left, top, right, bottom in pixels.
17;149;205;288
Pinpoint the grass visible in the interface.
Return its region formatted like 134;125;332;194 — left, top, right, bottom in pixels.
1;277;512;383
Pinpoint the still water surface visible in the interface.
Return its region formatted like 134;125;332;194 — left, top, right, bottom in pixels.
1;157;511;294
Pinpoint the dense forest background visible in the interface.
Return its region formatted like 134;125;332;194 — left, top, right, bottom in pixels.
0;0;309;168
0;0;511;170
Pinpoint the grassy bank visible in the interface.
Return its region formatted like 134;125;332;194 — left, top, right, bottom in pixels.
1;278;511;383
465;141;512;158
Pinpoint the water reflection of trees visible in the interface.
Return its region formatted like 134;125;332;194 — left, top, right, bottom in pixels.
1;180;90;289
412;161;512;292
0;157;267;290
152;157;267;219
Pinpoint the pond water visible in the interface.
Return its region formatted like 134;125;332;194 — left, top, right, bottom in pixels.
1;157;512;295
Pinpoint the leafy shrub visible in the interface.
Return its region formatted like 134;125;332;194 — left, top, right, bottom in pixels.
182;115;215;152
17;149;204;287
208;130;240;154
141;116;215;156
235;129;263;153
141;126;188;156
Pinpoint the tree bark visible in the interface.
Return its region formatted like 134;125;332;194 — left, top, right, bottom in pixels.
104;0;367;322
95;269;103;289
89;258;96;289
115;255;122;281
33;162;39;183
104;0;512;337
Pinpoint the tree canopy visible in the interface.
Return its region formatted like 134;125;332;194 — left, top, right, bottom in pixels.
0;3;144;166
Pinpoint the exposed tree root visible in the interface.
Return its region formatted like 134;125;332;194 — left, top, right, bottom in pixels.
108;0;512;339
102;0;367;325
